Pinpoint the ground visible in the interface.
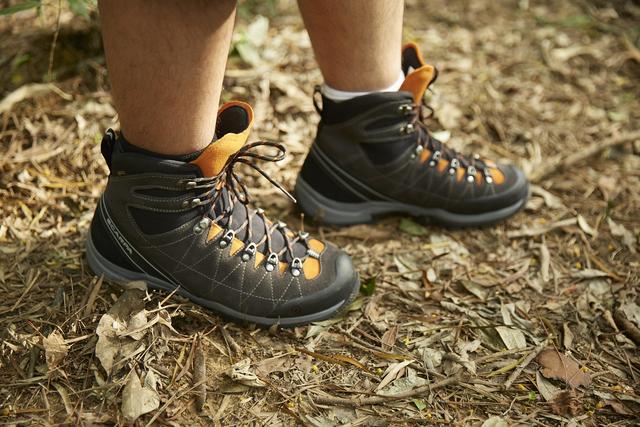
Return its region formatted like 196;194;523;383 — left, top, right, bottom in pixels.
1;0;639;425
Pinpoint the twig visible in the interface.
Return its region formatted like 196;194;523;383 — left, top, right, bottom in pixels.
313;375;460;407
193;335;207;412
503;337;551;390
47;0;63;81
530;130;640;182
82;275;103;318
507;218;577;239
144;380;205;427
220;324;243;356
614;309;640;345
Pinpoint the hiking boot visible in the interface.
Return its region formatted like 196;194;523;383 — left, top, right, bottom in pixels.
295;42;529;228
86;101;359;326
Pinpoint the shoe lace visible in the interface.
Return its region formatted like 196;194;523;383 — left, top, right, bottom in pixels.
401;91;494;184
180;141;310;275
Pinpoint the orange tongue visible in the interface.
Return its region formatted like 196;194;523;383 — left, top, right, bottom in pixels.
400;64;437;103
191;101;254;177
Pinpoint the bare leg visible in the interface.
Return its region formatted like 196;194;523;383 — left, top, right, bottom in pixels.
297;0;404;92
99;0;236;155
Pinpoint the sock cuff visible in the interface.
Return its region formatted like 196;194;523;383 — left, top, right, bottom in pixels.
321;70;405;102
119;133;209;162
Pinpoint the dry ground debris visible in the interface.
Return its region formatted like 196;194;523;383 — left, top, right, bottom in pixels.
1;0;639;425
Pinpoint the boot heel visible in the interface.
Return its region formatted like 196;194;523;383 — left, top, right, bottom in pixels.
295;176;377;225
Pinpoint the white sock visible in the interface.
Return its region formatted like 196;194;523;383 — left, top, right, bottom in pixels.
321;70;405;102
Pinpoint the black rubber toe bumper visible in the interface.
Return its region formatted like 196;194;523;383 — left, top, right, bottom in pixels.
276;251;360;319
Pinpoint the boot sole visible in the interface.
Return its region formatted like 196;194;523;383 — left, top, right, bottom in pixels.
85;232;360;327
295;175;528;228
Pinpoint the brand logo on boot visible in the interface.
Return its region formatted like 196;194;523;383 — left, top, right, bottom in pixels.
106;217;133;255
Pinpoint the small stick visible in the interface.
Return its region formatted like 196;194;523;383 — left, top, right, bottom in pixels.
530;130;640;182
313;375;460;407
614;310;640;345
82;275;104;318
194;335;207;412
503;337;550;390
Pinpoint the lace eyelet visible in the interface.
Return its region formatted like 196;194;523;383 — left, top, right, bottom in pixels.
181;180;197;190
241;242;257;261
219;229;235;248
298;231;309;240
448;158;459;175
307;249;321;259
265;252;278;272
400;123;415;135
193;218;210;234
182;198;201;208
398;104;413;115
429;150;441;167
466;166;477;184
291;258;302;277
483;168;494;184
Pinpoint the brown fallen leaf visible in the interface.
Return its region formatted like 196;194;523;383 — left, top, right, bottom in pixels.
297;347;370;372
381;325;398;351
550;389;581;417
603;399;636;415
536;348;591;388
43;330;68;371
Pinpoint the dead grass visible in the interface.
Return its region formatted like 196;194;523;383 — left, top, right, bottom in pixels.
1;0;639;425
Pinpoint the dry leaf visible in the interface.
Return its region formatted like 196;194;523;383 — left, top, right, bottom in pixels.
381;326;398;351
530;185;565;210
607;218;637;253
603;400;635;415
536;348;591;388
52;383;73;415
481;416;508;427
562;323;574;350
495;326;527;350
536;370;560;402
378;367;428;396
376;360;413;391
539;243;551;283
577;215;597;237
460;280;489;301
422;347;444;370
121;370;160;422
43;330;68;371
95;289;147;374
226;358;266;388
550;389;581;417
597;175;620;201
620;301;640;328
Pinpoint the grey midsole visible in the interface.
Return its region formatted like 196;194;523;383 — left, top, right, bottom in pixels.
295;176;526;227
85;233;357;327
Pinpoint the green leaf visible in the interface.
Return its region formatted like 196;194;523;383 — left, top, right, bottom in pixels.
359;276;376;296
235;41;261;66
67;0;90;17
346;296;364;311
528;391;537;401
399;218;428;236
412;398;427;411
0;0;41;16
